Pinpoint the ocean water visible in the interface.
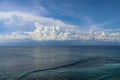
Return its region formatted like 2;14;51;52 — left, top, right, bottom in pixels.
0;46;120;80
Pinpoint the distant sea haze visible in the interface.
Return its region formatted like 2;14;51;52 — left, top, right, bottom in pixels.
0;46;120;80
0;40;120;46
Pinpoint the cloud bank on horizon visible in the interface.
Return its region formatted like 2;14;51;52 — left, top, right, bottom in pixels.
0;0;120;45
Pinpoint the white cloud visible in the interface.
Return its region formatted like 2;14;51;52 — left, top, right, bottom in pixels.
0;11;74;27
0;11;119;43
26;23;80;41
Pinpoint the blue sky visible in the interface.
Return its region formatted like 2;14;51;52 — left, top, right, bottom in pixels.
0;0;120;45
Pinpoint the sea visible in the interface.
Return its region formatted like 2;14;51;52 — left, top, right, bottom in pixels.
0;46;120;80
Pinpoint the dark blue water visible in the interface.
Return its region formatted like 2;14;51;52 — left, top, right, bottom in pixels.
0;46;120;80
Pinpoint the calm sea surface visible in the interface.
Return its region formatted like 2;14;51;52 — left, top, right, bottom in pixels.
0;46;120;80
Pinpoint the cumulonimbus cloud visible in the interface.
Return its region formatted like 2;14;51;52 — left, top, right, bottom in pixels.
0;11;119;43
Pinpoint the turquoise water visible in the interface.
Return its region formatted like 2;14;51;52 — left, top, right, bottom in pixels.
0;46;120;80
